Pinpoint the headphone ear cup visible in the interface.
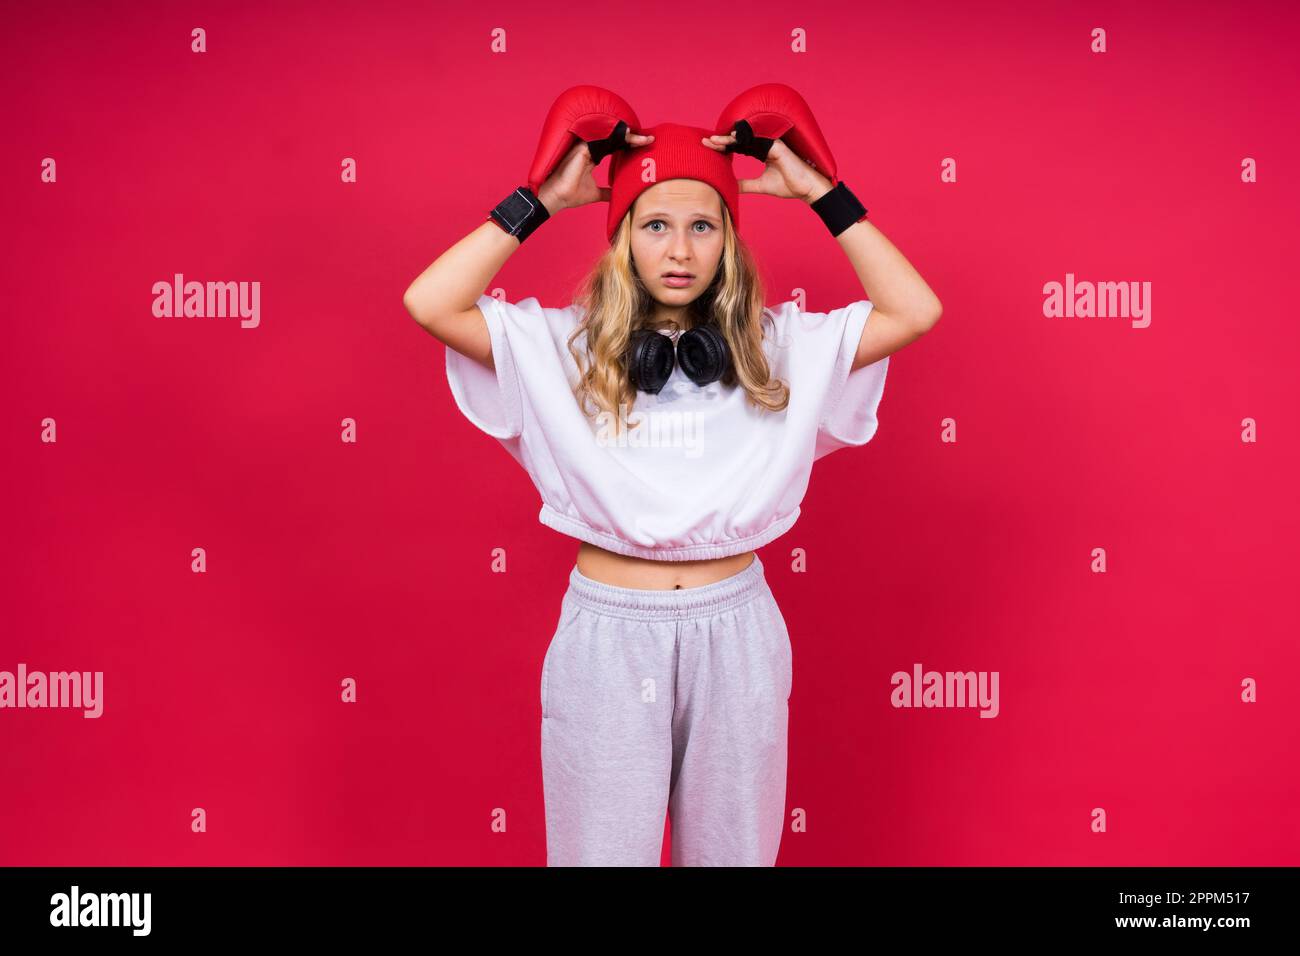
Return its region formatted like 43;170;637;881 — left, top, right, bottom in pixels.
676;324;730;387
627;330;676;394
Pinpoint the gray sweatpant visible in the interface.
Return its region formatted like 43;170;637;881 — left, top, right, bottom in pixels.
540;553;792;866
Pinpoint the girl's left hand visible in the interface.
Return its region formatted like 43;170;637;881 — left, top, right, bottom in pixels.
702;132;834;203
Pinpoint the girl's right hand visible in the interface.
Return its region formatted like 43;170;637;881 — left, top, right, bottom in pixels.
537;128;655;214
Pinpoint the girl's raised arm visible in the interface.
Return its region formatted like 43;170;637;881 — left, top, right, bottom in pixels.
403;131;651;371
402;220;531;371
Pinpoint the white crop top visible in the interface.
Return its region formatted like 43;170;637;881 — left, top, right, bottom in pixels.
445;294;889;561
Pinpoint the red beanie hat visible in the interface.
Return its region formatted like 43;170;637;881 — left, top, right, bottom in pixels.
606;122;740;243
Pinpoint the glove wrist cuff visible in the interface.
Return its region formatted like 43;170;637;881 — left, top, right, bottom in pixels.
810;181;868;236
489;186;551;243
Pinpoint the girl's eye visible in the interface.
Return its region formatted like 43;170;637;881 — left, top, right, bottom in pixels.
645;220;715;233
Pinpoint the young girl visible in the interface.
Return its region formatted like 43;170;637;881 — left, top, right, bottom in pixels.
404;93;941;867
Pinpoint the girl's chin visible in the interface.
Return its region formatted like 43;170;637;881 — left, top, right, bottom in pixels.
651;294;698;310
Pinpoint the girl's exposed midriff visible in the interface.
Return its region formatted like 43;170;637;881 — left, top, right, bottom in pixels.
575;541;756;590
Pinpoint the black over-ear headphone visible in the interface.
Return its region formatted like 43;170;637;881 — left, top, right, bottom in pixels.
625;323;732;395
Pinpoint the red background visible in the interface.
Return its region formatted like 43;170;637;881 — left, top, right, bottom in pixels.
3;0;1297;865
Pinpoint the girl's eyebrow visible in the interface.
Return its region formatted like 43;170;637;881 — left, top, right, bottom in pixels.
637;211;722;222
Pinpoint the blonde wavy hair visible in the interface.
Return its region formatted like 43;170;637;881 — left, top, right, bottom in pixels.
564;201;790;437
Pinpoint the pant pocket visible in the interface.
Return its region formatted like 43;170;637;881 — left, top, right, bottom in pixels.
762;590;793;702
541;595;580;720
541;628;564;720
541;642;553;720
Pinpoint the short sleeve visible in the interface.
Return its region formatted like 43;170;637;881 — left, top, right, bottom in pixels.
766;299;889;462
816;299;889;460
444;294;581;442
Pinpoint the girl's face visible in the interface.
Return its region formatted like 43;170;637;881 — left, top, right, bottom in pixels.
629;179;725;312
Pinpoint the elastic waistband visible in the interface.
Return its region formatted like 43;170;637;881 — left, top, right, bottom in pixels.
566;554;767;621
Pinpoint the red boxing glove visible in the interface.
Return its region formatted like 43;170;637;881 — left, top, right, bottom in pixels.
715;82;867;234
714;82;839;180
526;85;642;196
